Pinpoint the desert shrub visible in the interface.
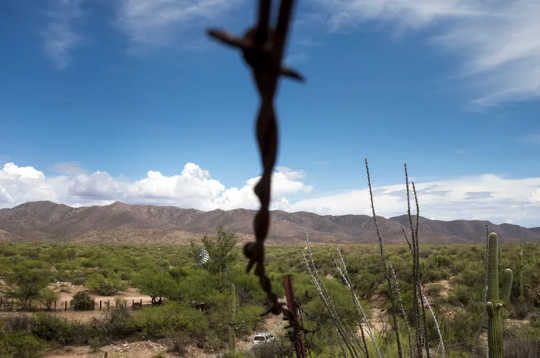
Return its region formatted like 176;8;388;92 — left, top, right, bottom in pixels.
30;313;95;345
441;308;481;351
131;302;208;339
2;315;33;332
169;266;188;280
101;306;137;339
252;343;281;358
38;288;58;311
234;305;263;336
135;269;178;304
504;335;539;358
426;283;443;299
0;241;537;357
85;273;125;296
0;329;46;358
448;284;473;306
30;313;73;344
230;269;266;305
170;332;191;356
456;266;482;288
176;268;219;303
5;263;51;310
71;291;94;311
199;229;237;276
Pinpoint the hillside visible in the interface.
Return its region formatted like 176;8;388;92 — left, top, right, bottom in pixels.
0;201;538;244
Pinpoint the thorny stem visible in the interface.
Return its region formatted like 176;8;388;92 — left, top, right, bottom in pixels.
412;182;431;358
303;250;360;357
336;248;383;358
420;286;445;357
365;158;404;358
405;164;423;358
304;236;362;357
390;263;414;358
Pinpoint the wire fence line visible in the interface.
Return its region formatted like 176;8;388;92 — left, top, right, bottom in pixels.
0;297;156;313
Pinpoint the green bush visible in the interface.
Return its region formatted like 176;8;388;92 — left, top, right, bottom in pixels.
131;302;208;339
101;306;138;339
31;313;74;344
38;288;58;311
5;263;51;310
135;269;178;304
0;330;46;358
85;273;125;296
71;291;94;311
30;313;94;345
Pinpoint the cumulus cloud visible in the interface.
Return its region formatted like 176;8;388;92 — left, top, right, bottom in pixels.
0;162;310;211
314;0;540;105
282;174;540;227
116;0;239;46
2;161;540;226
0;163;58;204
42;0;83;69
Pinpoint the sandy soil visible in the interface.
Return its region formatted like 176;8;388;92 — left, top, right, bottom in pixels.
0;285;152;322
433;279;451;298
44;341;173;358
53;283;153;307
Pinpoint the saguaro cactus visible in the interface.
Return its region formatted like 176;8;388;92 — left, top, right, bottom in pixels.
486;232;513;358
519;247;525;303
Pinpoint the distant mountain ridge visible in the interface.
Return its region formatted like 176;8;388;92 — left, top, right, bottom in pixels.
0;201;538;244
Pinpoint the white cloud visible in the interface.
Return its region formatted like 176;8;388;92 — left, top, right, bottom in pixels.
315;0;540;105
116;0;238;46
0;163;58;204
42;0;83;69
317;0;484;30
0;162;310;211
2;161;540;226
281;174;540;227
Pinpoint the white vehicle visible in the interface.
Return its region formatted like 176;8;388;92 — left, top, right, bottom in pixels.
253;332;275;345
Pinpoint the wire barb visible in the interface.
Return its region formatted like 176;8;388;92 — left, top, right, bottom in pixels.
206;0;306;350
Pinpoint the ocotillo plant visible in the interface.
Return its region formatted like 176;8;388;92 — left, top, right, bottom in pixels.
519;245;524;303
486;232;513;358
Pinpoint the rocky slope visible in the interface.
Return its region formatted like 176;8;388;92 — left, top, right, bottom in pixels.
0;201;538;244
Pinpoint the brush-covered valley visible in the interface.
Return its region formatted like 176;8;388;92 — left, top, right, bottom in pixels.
0;228;539;358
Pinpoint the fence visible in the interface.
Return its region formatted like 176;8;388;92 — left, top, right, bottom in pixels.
0;297;154;312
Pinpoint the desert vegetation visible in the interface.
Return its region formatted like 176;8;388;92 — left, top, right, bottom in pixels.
0;229;538;357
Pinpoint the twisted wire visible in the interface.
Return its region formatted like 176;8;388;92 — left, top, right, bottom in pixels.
207;4;306;355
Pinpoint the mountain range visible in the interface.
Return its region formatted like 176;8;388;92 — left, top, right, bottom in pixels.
0;201;538;245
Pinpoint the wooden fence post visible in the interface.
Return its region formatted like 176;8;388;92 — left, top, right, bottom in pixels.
284;275;307;358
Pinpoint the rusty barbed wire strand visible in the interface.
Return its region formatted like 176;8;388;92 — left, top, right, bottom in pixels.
206;0;305;338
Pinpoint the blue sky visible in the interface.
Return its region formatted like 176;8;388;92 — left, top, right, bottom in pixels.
1;0;540;226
